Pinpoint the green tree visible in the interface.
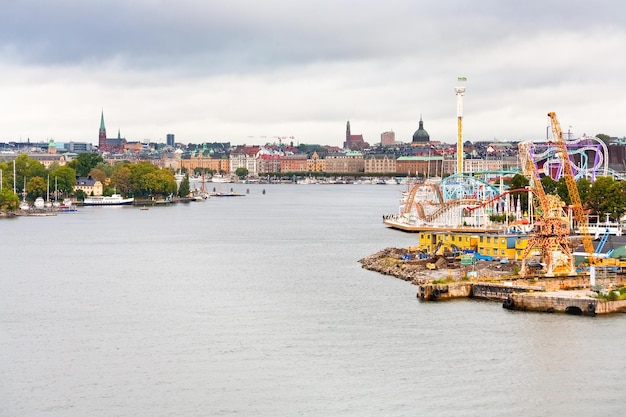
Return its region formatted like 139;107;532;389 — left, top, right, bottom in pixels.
509;173;530;209
88;168;107;185
110;166;132;196
94;161;113;177
586;176;626;221
26;176;47;200
577;177;592;207
540;176;558;196
596;133;611;146
235;167;249;179
129;162;159;198
13;154;46;194
68;153;104;177
0;188;19;210
178;174;190;198
49;166;77;198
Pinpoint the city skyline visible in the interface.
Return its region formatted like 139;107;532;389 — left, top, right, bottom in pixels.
1;1;625;146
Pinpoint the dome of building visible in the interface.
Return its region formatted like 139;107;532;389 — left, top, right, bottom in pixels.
412;116;430;143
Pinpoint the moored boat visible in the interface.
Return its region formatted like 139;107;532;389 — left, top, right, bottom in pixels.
83;194;134;206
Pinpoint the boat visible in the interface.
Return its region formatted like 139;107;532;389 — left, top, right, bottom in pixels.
210;174;232;183
209;191;245;197
58;199;77;212
83;194;134;206
34;197;45;210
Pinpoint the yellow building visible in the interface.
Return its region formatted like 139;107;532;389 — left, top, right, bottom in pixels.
417;231;529;260
307;152;325;172
179;156;229;174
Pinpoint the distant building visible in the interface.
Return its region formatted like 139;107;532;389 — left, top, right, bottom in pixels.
396;155;442;177
166;134;175;147
325;151;364;173
364;154;396;174
28;154;67;169
281;154;309;172
343;121;370;150
381;131;396;147
307;152;325;172
74;176;103;196
412;116;430;143
98;111;126;152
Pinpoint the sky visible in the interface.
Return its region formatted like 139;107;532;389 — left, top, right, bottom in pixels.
1;0;625;147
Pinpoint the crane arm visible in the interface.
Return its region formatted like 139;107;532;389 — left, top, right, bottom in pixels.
547;112;595;257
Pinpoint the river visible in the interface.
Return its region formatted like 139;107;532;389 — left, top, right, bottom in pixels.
1;184;625;416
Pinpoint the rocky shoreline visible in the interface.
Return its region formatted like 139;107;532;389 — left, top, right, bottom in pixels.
359;247;518;285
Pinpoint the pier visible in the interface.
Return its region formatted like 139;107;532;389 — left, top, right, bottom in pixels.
415;277;626;316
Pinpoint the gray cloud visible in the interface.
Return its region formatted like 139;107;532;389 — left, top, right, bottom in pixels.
1;0;625;145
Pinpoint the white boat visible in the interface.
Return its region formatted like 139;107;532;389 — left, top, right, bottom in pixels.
210;174;232;183
34;197;45;209
83;194;134;206
58;199;77;212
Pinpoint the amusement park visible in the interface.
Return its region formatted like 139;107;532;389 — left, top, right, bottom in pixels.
375;81;626;315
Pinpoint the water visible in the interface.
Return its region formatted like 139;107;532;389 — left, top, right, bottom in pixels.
2;184;626;417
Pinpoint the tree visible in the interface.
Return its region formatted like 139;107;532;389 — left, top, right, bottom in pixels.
177;174;190;198
49;166;77;198
94;161;113;177
0;188;19;210
235;167;249;179
596;133;611;146
68;153;104;177
88;168;107;185
586;176;626;221
26;176;47;200
509;173;530;210
110;166;132;196
13;154;46;194
540;176;558;196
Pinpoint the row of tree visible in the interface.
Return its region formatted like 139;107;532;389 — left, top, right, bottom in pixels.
507;173;626;222
0;153;181;210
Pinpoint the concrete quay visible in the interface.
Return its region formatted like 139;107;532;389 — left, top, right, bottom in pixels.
416;276;626;316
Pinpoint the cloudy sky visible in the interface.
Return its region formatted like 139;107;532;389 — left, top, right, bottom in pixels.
1;0;625;147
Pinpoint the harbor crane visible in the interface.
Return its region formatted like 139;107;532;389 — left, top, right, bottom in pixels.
518;134;575;277
519;112;598;277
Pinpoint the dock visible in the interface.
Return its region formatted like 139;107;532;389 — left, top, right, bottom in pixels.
416;277;626;316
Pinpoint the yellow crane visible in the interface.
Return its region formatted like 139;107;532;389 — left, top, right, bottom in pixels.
518;140;574;277
547;112;596;259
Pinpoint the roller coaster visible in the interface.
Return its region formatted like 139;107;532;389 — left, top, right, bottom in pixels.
384;115;611;234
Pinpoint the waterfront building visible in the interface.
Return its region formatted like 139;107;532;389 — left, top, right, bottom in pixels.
324;151;364;174
178;154;229;174
416;231;529;261
74;176;103;196
364;154;396;174
396;155;443;177
281;154;308;172
257;154;282;174
307;152;325;173
230;146;259;176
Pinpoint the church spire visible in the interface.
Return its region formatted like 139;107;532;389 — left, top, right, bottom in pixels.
99;111;107;150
